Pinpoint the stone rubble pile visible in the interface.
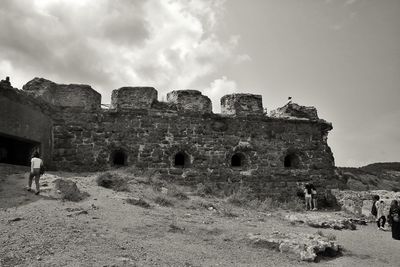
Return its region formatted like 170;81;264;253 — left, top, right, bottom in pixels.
247;232;341;262
284;213;357;230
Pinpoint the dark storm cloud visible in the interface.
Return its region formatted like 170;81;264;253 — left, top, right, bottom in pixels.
0;0;245;104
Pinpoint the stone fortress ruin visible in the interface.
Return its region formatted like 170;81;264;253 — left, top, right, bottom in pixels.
0;77;338;199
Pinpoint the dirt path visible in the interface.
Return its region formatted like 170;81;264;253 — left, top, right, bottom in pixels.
1;164;400;266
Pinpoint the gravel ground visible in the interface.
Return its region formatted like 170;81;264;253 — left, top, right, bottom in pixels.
1;164;399;267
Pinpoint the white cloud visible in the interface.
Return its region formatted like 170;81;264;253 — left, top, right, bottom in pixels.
203;76;238;113
0;0;245;103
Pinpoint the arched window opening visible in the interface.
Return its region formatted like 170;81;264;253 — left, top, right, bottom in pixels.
284;153;300;168
231;153;245;167
112;150;127;166
174;152;188;167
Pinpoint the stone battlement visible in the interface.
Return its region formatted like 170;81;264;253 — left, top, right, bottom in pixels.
20;78;320;120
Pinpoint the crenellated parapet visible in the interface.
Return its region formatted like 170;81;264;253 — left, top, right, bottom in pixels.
221;93;263;115
111;86;157;110
166;90;212;113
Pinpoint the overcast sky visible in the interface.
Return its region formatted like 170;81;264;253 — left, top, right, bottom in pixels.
0;0;399;167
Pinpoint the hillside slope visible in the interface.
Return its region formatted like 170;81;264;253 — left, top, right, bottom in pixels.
338;162;400;191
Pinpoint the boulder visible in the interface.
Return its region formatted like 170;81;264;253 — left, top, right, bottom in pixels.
247;232;341;262
52;179;88;201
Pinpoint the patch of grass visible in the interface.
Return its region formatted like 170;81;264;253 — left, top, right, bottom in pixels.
96;172;130;192
167;185;189;200
126;198;151;208
168;223;185;233
185;199;216;210
248;198;276;211
195;183;215;197
226;185;255;206
154;195;175;207
219;206;239;217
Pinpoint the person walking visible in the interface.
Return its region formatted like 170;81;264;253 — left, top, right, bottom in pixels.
27;152;44;195
388;200;400;240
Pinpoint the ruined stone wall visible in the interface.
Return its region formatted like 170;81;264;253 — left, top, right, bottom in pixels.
1;77;337;199
0;82;53;165
51;107;336;199
23;78;101;110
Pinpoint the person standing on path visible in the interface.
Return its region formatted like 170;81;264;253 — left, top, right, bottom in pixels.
304;184;312;211
376;200;386;230
27;152;44;195
310;184;317;211
388;200;400;240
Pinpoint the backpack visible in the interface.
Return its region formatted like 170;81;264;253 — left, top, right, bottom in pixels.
371;201;377;216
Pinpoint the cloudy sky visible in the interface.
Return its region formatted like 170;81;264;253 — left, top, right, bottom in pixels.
0;0;399;167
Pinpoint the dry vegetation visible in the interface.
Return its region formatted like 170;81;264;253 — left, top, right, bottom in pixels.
1;164;400;266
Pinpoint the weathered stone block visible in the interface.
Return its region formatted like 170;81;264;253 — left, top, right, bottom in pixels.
111;87;157;109
166;90;212;113
221;94;263;115
23;77;101;110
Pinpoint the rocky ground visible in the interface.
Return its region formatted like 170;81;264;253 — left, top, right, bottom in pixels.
1;163;400;267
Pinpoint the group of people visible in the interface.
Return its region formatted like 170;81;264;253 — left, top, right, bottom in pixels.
372;195;400;240
304;183;317;211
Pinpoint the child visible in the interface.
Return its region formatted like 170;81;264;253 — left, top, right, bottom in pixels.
375;200;386;230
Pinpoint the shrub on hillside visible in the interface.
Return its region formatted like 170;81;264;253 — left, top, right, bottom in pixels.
226;185;255;206
126;198;151;208
195;183;215;197
154;195;174;207
96;172;130;192
167;185;189;200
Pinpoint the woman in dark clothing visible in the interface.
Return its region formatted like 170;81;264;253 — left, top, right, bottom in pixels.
388;200;400;240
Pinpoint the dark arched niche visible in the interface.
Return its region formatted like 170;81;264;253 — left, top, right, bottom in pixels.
111;150;127;166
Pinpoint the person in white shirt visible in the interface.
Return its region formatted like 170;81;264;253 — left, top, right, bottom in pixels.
304;184;312;210
27;152;44;195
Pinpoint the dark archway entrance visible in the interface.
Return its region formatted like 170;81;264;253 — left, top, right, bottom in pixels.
174;151;189;168
111;150;127;166
231;153;245;167
0;133;40;166
284;153;300;168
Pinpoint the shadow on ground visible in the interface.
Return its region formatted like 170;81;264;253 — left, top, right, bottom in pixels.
0;163;44;209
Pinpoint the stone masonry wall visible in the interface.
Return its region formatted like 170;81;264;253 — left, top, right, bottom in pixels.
0;81;54;165
1;77;337;200
166;90;212;113
51;107;336;199
111;87;157;109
